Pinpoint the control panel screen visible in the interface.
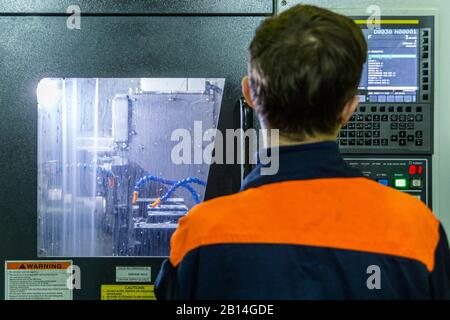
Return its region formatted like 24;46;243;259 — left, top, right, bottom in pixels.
359;28;419;104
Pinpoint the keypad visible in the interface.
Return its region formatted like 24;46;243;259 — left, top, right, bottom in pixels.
338;105;426;148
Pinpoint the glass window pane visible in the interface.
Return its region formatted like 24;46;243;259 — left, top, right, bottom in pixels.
37;78;225;257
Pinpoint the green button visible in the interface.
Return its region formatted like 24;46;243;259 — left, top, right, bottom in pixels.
395;179;407;188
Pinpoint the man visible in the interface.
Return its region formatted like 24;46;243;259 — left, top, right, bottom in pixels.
155;4;450;299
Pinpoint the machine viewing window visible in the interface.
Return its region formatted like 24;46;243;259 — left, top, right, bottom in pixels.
37;78;225;257
358;28;419;103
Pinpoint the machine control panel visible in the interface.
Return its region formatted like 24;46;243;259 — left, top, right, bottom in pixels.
344;157;430;207
339;17;434;155
339;104;430;152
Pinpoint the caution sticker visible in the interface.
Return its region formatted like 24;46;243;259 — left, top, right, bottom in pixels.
5;260;73;300
101;285;156;300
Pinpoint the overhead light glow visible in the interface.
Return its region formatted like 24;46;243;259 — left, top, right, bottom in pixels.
37;78;60;106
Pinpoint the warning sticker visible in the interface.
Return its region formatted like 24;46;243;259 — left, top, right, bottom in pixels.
116;266;151;283
101;285;156;300
5;260;73;300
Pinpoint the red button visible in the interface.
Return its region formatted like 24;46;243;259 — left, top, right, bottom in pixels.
409;165;417;175
418;166;423;175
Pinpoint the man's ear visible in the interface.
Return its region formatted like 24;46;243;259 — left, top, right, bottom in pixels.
241;76;255;108
340;95;360;125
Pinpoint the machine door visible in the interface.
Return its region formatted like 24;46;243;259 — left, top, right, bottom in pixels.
0;1;273;299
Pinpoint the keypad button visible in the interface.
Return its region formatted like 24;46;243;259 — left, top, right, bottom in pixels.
399;123;407;130
357;123;364;130
340;131;348;138
373;139;380;146
357;115;364;121
397;106;403;113
391;115;398;121
391;135;399;142
348;123;355;130
349;139;356;146
357;139;364;146
416;139;423;146
407;135;415;142
381;139;389;146
399;115;406;122
371;106;377;112
416;114;423;122
406;106;412;113
399;131;406;138
416;131;423;138
373;131;380;138
416;106;422;113
359;106;366;112
350;115;356;122
391;123;398;130
349;131;356;138
365;131;372;138
407;114;415;122
389;107;395;112
380;107;386;112
365;115;372;121
399;139;407;146
381;115;389;122
357;131;364;138
340;139;348;146
365;123;372;130
373;115;380;122
365;139;372;146
373;123;380;130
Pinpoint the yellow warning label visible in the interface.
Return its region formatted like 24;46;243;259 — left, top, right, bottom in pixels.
101;285;156;300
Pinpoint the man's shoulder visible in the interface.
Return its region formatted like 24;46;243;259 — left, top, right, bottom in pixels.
187;177;438;229
169;189;262;266
177;189;255;234
170;178;441;270
354;177;436;221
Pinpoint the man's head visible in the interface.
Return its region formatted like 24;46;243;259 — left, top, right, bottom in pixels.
242;4;367;141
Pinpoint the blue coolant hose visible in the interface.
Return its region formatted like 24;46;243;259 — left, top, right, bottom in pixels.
133;175;206;206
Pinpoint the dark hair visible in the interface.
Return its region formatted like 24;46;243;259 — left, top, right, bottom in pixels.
249;4;367;139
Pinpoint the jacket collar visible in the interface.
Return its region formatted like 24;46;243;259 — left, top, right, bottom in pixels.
241;141;363;190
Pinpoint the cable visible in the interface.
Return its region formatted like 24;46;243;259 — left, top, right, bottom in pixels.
133;175;206;206
152;177;207;207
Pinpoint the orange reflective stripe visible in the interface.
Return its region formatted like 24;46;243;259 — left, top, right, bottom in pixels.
170;178;440;272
